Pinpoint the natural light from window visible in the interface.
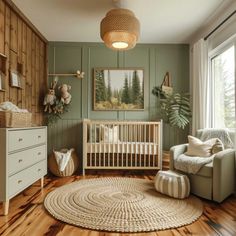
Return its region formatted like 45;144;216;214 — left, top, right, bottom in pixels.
211;45;235;129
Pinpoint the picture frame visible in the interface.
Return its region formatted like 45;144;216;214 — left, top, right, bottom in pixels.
94;68;144;111
10;70;21;88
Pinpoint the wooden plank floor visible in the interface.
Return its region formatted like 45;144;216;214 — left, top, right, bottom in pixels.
0;172;235;236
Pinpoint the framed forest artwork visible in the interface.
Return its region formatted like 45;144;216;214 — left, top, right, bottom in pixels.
94;68;144;111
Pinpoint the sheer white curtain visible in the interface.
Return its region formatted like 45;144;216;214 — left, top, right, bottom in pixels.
191;38;210;135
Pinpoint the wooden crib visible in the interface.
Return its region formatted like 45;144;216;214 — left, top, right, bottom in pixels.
82;119;163;175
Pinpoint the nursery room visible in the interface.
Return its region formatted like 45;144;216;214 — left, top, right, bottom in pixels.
0;0;235;235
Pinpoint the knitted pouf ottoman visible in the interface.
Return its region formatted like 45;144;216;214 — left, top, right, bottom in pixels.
154;170;190;199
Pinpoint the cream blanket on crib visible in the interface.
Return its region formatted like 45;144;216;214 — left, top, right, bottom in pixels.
174;153;214;174
54;149;74;171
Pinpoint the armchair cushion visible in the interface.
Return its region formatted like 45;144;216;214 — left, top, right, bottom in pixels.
195;162;213;177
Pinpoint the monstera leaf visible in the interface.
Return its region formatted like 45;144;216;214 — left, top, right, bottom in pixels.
160;93;191;129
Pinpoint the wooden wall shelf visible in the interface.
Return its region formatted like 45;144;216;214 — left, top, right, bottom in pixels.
48;73;78;77
48;71;84;79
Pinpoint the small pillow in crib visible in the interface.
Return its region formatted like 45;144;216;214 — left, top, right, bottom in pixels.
101;125;119;143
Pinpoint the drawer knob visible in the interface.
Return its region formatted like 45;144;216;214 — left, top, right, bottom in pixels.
18;159;23;163
18;180;22;184
18;138;23;142
38;135;41;139
38;168;41;172
38;152;41;155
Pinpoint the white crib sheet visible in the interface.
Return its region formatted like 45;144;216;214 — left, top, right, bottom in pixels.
87;142;158;155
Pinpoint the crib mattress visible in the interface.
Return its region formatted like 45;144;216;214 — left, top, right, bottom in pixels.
86;142;158;155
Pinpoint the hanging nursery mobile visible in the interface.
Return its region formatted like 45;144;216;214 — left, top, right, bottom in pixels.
43;78;72;124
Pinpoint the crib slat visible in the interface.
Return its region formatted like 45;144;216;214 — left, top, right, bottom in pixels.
121;124;123;167
155;125;158;167
95;124;97;167
135;124;137;167
144;124;146;167
126;124;128;167
112;124;115;167
139;124;141;167
132;125;134;167
108;124;110;167
148;124;150;167
159;121;163;169
152;125;155;167
83;120;88;175
89;123;92;167
99;124;101;167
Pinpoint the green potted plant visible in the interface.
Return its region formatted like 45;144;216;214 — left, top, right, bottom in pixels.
152;86;191;129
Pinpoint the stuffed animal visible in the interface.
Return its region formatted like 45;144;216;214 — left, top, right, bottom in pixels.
43;79;57;113
58;84;72;105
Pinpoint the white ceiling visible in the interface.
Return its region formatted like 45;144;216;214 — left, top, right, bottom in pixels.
12;0;231;43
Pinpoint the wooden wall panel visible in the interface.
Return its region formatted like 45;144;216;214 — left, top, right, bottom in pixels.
31;33;36;120
0;1;5;103
0;0;47;126
22;22;26;54
0;1;5;54
25;26;31;112
17;18;22;58
10;10;17;53
17;18;22;108
4;5;10;102
9;50;17;105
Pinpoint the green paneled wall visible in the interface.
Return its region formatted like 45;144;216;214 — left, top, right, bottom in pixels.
47;42;189;160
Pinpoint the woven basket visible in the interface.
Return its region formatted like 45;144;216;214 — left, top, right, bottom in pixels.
48;149;79;177
0;111;32;128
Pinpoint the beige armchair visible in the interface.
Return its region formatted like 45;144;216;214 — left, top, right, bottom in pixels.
170;129;235;203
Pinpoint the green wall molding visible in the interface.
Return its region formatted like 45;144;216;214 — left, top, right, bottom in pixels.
47;42;189;155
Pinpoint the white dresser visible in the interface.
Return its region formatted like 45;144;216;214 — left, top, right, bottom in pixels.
0;126;47;215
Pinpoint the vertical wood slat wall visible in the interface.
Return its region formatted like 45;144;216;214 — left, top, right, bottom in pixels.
0;0;47;125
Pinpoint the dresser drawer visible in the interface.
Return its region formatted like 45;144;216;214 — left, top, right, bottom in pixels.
8;145;46;176
8;128;46;152
8;160;47;198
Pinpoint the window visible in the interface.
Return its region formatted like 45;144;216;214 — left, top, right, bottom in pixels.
210;44;235;129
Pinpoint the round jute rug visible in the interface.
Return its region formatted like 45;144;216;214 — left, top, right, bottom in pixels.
44;177;203;232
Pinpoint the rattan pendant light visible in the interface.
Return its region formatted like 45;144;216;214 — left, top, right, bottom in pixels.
100;8;140;50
